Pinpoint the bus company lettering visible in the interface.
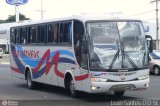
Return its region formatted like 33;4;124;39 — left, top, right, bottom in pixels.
14;50;39;59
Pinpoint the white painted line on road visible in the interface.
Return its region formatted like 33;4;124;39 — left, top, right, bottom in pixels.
0;63;10;65
0;68;10;70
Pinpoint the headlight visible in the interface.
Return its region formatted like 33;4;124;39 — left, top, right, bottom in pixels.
91;77;108;82
138;75;149;80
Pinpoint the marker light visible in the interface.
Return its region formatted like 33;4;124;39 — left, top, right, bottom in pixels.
91;77;108;82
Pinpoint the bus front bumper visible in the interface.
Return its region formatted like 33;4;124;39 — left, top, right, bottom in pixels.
89;78;149;93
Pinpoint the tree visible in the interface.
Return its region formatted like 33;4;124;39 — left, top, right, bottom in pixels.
0;20;5;23
3;13;30;23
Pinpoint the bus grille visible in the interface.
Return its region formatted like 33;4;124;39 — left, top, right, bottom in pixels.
109;84;136;91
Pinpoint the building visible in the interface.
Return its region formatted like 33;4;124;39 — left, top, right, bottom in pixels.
0;23;11;53
0;22;29;53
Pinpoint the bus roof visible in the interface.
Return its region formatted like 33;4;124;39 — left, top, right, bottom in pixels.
10;14;141;28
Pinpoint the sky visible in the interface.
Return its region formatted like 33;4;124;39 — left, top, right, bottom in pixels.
0;0;158;22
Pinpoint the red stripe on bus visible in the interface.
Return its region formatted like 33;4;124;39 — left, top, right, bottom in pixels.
74;74;89;81
31;50;64;78
11;50;88;80
32;49;51;72
55;69;65;78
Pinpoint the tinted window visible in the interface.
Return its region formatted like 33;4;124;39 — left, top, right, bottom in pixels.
60;22;72;44
30;26;37;43
20;28;27;44
48;23;59;44
15;28;20;44
26;27;31;44
38;25;46;43
73;20;85;67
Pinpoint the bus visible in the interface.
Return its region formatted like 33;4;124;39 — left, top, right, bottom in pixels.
10;15;152;97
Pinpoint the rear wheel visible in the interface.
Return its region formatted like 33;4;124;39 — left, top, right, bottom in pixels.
114;91;125;97
153;66;160;75
26;71;35;89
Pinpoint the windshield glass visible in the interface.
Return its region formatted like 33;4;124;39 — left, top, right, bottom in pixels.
87;21;147;71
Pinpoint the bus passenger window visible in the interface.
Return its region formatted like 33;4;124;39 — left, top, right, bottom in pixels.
48;23;58;44
16;28;20;44
30;26;37;44
59;22;72;45
68;23;72;45
38;25;46;43
60;23;67;43
26;27;31;44
48;25;54;43
21;28;27;44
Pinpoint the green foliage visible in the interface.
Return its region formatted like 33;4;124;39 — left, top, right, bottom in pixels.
0;13;30;23
0;20;5;23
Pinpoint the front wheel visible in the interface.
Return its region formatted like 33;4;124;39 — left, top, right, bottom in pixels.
114;91;125;97
69;78;80;97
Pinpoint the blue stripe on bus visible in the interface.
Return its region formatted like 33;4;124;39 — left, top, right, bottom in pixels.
59;50;74;57
32;67;46;79
59;57;76;64
15;46;75;67
11;45;76;79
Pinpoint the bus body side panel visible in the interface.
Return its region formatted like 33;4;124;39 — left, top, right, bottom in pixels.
28;46;59;86
80;69;91;92
10;44;83;90
10;45;59;86
54;46;82;91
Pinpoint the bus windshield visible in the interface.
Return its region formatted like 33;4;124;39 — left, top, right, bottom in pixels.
87;21;148;71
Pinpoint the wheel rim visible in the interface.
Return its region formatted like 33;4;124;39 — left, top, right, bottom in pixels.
27;72;32;87
70;80;75;95
154;67;159;75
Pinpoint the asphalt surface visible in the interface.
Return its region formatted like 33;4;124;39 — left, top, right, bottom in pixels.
0;64;160;106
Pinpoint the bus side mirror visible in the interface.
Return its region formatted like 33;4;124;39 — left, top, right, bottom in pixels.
146;35;153;53
82;40;89;54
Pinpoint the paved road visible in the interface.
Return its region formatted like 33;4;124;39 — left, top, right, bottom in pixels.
0;64;160;106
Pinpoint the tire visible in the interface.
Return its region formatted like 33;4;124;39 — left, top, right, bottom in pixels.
153;66;160;75
114;91;125;97
26;71;35;89
69;78;78;97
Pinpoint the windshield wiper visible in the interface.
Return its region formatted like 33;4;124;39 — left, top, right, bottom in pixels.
109;42;120;69
121;42;138;69
109;42;138;69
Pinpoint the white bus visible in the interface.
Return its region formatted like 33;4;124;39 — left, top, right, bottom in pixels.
10;15;152;97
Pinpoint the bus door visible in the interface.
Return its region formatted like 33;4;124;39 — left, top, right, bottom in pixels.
74;20;90;91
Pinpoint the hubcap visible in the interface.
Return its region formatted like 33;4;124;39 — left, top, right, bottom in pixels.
70;80;75;94
27;73;31;87
154;67;159;75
